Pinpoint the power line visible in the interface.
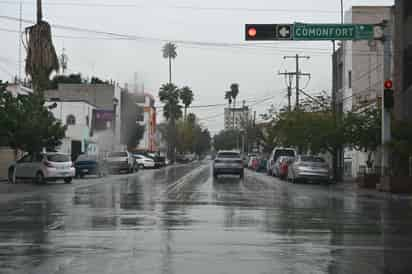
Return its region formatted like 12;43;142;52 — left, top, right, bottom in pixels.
0;1;341;14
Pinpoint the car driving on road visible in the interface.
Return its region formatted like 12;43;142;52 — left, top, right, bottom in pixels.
213;150;244;179
267;147;297;176
8;153;75;184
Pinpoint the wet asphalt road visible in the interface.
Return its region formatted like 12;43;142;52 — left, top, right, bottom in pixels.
1;162;412;274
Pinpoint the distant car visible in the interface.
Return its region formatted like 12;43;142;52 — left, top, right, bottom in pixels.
248;156;259;170
75;154;107;178
267;147;297;176
133;154;156;169
272;156;295;177
213;151;244;179
288;155;330;184
8;153;75;184
105;151;137;174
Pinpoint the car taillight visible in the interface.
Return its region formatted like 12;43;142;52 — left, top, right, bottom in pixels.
44;161;53;167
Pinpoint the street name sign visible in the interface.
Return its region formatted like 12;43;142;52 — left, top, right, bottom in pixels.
293;23;374;40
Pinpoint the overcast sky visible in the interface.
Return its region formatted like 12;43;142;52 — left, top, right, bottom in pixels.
0;0;394;134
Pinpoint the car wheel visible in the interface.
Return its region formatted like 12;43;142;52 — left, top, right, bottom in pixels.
8;168;16;184
64;177;72;184
35;172;45;185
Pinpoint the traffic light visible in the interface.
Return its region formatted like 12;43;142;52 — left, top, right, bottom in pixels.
245;24;276;40
383;80;394;109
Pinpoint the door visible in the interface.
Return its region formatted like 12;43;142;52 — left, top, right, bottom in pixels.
71;140;82;161
14;154;32;178
28;153;44;178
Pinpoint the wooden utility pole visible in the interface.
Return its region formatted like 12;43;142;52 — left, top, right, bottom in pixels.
281;55;310;110
279;69;310;111
37;0;42;23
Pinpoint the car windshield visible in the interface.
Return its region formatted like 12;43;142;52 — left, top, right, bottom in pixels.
218;152;240;158
76;155;97;161
45;154;71;162
301;156;325;163
108;152;127;157
274;149;295;160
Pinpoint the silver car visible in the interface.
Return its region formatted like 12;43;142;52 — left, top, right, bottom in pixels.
213;151;244;179
8;153;75;184
288;155;331;184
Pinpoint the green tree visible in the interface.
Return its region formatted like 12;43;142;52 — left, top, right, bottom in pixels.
162;42;177;84
180;86;194;120
159;83;182;162
0;82;66;153
213;129;240;151
224;91;232;108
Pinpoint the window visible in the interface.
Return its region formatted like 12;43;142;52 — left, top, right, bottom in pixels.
348;70;352;88
66;114;76;125
45;154;71;162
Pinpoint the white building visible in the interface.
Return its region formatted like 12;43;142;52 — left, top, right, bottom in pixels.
45;100;96;158
339;6;394;177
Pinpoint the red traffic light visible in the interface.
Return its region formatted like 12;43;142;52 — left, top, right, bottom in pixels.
384;80;393;89
247;27;257;38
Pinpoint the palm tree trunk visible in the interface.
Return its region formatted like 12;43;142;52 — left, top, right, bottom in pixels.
184;107;187;121
233;99;236;129
169;56;172;84
37;0;42;23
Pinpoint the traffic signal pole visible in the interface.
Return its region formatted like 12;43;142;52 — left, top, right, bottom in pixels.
381;20;392;176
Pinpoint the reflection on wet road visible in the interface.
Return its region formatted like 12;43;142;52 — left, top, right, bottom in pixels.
1;163;412;274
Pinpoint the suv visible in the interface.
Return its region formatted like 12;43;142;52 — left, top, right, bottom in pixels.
267;147;297;176
213;151;244;179
105;151;136;174
8;153;75;184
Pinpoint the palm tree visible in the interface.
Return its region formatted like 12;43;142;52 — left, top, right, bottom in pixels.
162;42;177;84
159;83;182;163
225;91;232;108
230;83;239;128
180;86;194;120
25;0;59;93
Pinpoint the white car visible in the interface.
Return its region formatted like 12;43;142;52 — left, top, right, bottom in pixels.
105;151;137;173
8;153;75;184
133;154;155;169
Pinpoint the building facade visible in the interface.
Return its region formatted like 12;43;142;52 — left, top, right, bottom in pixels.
45;83;123;153
224;107;250;130
394;0;412;122
45;100;96;159
136;93;157;152
339;6;394;177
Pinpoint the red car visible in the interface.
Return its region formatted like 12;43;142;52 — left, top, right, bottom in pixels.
279;157;294;180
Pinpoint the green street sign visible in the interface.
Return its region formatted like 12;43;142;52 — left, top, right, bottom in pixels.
293;23;374;41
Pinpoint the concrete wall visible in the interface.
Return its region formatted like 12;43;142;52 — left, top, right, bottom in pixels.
0;147;15;181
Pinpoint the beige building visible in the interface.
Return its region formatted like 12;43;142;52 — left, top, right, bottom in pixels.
339;6;394;177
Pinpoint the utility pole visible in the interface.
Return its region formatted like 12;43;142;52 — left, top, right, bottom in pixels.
282;55;310;110
18;0;22;84
381;20;391;176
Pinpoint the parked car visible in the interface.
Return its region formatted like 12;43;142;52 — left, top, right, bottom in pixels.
213;151;244;179
105;151;137;174
272;156;295;177
277;156;295;180
256;158;268;173
288;155;331;184
75;154;107;178
8;153;75;184
267;147;297;176
133;154;156;169
248;156;258;169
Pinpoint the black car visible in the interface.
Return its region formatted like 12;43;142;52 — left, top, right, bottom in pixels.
75;154;106;178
